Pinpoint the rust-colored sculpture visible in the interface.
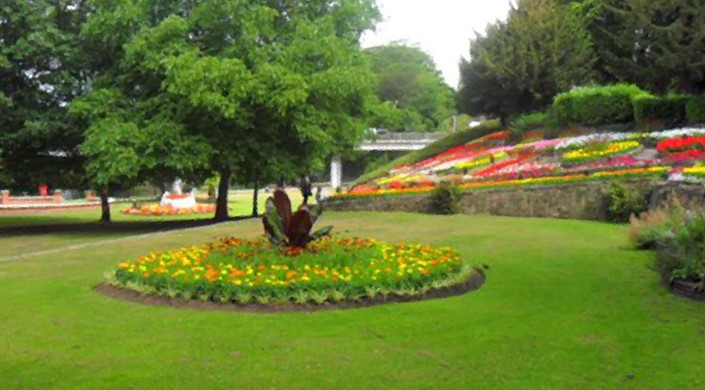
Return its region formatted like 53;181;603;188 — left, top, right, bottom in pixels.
262;189;332;249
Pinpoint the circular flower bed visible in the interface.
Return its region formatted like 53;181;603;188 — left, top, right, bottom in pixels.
104;237;480;308
122;203;216;216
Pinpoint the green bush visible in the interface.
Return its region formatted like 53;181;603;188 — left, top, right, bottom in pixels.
430;182;461;215
602;181;647;223
628;203;685;250
633;94;690;130
656;212;705;291
686;95;705;124
510;112;549;136
552;84;649;127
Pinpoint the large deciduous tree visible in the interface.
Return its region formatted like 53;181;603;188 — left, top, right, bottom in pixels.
457;0;595;122
75;0;381;221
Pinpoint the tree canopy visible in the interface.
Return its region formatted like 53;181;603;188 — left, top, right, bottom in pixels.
0;1;88;190
457;0;595;122
365;44;456;132
71;0;381;221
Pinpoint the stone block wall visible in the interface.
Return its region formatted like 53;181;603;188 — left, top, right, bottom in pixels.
326;180;705;221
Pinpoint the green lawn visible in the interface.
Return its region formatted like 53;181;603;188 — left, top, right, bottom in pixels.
2;213;705;389
0;190;305;257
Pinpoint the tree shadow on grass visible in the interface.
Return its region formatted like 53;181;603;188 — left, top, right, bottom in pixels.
0;216;255;238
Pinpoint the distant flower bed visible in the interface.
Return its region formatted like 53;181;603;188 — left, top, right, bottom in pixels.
562;141;641;165
657;135;705;154
334;167;669;200
122;203;215;216
348;127;705;201
106;237;475;306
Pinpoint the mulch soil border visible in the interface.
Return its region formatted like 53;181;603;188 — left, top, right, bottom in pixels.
95;270;486;313
667;279;705;303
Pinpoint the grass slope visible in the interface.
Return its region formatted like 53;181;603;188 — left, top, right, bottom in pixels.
353;122;502;186
2;213;705;389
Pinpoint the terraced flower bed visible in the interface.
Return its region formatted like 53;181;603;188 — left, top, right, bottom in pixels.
104;236;480;308
338;127;705;201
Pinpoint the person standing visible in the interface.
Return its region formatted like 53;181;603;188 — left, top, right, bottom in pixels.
300;175;313;205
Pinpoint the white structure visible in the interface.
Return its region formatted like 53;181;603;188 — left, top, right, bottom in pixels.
160;190;197;209
329;131;444;188
357;132;445;151
330;155;343;190
171;178;184;195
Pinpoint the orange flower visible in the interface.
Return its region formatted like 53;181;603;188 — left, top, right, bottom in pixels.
205;269;220;282
230;268;247;278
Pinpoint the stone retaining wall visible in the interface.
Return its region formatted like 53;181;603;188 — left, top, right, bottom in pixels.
326;181;705;221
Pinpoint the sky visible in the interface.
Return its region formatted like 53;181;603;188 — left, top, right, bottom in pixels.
361;0;513;89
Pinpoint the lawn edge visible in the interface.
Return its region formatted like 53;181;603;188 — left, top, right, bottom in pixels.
94;269;486;314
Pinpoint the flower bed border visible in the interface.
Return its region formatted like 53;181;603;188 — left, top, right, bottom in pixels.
94;269;485;313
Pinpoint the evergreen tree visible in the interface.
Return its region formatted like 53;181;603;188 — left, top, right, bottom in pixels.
592;0;705;93
457;0;595;121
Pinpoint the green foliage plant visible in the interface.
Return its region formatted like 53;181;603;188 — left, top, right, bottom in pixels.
510;112;550;137
602;181;647;223
686;96;705;124
431;182;461;215
656;210;705;291
633;94;690;130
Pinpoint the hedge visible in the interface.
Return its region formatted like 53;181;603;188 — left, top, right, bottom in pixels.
686;96;705;124
552;84;649;127
510;112;549;135
633;94;690;130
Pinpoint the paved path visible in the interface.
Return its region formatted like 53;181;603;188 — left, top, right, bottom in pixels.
0;221;234;264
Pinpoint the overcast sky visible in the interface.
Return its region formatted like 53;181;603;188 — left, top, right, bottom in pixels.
361;0;513;89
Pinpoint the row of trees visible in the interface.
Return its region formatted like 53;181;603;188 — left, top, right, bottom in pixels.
1;0;429;221
1;1;460;223
458;0;705;122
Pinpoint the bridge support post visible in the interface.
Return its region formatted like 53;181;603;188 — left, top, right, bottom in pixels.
330;155;342;190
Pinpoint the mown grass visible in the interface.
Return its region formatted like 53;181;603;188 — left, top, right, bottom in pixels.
0;190;306;257
1;212;705;389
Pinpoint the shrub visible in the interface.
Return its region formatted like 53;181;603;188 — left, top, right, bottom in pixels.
510;112;550;136
633;94;690;130
430;182;461;215
628;202;685;249
602;181;647;223
686;95;705;124
656;211;705;291
552;84;649;127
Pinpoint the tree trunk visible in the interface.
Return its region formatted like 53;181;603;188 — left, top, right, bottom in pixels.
214;166;231;221
100;188;111;223
252;178;260;217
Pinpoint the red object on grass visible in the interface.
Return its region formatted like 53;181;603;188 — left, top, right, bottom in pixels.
39;184;49;197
